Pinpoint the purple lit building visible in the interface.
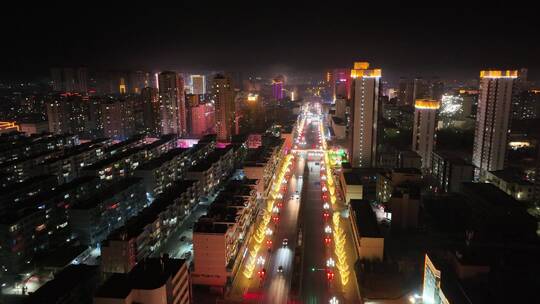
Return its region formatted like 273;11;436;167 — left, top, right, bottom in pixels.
272;75;285;100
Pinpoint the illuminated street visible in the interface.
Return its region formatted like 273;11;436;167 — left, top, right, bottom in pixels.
228;151;304;303
298;103;361;304
228;102;361;303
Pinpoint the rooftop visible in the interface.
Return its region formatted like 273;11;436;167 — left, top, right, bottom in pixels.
0;176;100;224
83;145;146;171
194;220;229;234
392;168;422;175
350;199;382;238
489;169;533;186
188;146;233;172
95;257;186;299
433;150;472;165
26;264;98;303
104;134;145;154
71;177;142;210
343;168;389;185
331;116;346;125
137;147;190;170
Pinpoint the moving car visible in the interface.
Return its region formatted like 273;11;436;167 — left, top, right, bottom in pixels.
278;265;283;273
282;238;288;247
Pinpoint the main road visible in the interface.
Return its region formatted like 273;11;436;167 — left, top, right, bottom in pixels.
228;101;361;303
228;153;305;303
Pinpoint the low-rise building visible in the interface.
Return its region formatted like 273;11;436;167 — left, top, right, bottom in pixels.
330;116;346;140
0;176;101;273
376;168;422;203
430;151;474;193
349;199;384;261
485;169;535;202
135;148;192;198
103;134;146;158
340;168;389;203
81;145;148;181
0;133;78;165
186;146;235;198
191;179;259;291
26;264;99;304
242;136;284;196
69;177;145;246
19;120;49;135
95;257;191;304
387;184;421;231
397;150;422;169
37;138;110;183
100;180;199;274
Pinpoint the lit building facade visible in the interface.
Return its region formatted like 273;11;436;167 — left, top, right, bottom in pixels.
190;102;215;137
272;75;285;100
212;74;235;142
101;99;136;140
141;87;161;136
349;62;381;168
412;99;440;169
158;71;187;136
472;70;517;176
190;74;206;95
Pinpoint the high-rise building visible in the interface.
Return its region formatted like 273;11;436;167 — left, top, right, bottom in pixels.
212;74;235;142
430;78;444;101
413;77;430;101
412;99;440;168
51;68;63;91
141;87;161;136
272;75;285;100
50;67;88;93
349;62;382;168
46;94;88;135
189;102;215;137
330;68;352;100
158;71;187;136
129;71;152;94
472;70;518;176
101;99;136;140
397;77;414;106
335;97;347;119
511;68;534;120
190;75;206;95
76;67;88;93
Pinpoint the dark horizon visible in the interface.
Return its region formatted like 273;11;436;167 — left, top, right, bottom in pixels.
2;5;540;82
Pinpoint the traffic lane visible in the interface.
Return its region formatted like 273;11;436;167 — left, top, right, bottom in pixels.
301;161;331;302
264;247;294;304
259;157;303;302
241;156;303;299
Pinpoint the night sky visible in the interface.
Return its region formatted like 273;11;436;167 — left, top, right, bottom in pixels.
2;5;539;82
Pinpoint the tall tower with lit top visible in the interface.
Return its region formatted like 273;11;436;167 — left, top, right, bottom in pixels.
349;62;382;168
473;70;517;176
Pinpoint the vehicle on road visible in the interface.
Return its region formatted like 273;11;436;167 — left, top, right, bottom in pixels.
282;238;288;247
180;236;187;242
278;266;283;273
